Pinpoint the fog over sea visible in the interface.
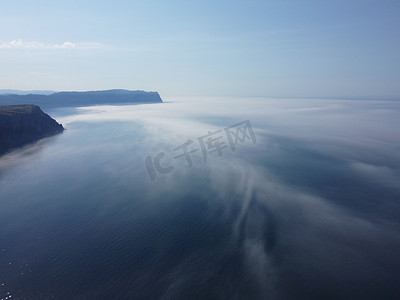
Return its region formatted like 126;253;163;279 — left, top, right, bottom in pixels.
1;97;400;299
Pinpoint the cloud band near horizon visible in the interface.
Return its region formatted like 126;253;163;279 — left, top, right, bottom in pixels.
0;39;102;50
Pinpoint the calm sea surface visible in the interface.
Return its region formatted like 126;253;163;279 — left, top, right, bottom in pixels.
1;98;400;299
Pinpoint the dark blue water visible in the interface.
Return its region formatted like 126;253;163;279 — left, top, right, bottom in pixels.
1;98;400;299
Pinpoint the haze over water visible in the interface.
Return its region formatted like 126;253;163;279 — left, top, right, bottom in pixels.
1;97;400;299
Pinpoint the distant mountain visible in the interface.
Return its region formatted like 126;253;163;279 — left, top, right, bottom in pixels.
0;105;64;155
0;89;163;108
0;89;55;95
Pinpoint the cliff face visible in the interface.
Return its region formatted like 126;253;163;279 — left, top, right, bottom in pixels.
0;104;64;155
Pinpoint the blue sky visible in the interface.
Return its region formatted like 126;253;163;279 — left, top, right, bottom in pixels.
0;0;399;98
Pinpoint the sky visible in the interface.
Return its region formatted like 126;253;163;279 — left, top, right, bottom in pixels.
0;0;399;98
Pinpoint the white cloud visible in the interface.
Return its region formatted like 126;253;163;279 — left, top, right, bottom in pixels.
53;41;76;49
0;39;101;50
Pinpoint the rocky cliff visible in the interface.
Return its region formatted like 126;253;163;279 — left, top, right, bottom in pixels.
0;104;64;155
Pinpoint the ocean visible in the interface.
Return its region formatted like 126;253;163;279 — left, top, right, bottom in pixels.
1;97;399;299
